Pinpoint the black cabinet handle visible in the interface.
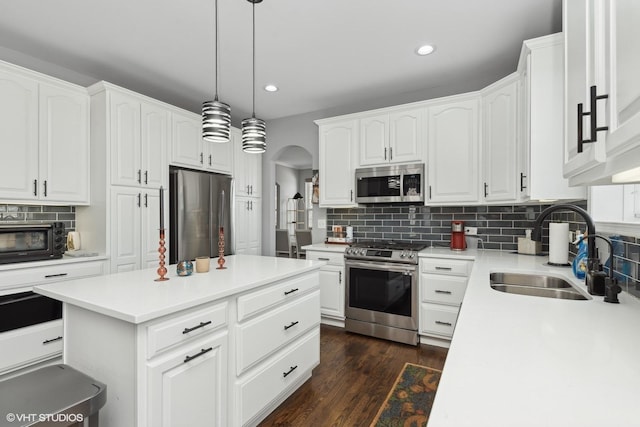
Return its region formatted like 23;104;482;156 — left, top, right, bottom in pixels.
520;172;527;191
144;193;148;207
589;85;609;142
483;182;488;197
435;266;452;271
182;320;212;334
283;365;298;378
339;271;342;284
435;320;453;327
137;169;141;184
318;257;330;261
42;336;62;345
183;347;213;363
389;147;393;160
209;154;212;166
43;180;48;197
137;193;141;207
33;179;38;196
144;170;148;185
435;290;452;295
350;190;353;201
284;288;299;295
284;320;299;330
200;153;204;164
384;147;387;160
429;185;432;200
44;273;68;279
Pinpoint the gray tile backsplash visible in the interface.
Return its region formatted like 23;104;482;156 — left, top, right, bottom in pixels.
327;201;640;296
0;204;75;230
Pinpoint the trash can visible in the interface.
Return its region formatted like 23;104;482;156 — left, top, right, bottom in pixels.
0;364;106;426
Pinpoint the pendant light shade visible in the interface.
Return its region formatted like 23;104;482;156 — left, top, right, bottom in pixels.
202;0;231;143
242;0;266;154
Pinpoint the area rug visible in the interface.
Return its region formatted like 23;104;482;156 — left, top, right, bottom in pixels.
370;362;442;427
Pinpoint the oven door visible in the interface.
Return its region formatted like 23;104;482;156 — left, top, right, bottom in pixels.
345;259;417;330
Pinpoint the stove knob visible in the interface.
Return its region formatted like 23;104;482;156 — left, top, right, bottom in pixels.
399;251;406;258
409;252;416;259
345;248;352;255
359;249;366;255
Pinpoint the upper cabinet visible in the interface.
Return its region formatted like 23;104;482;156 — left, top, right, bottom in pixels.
358;107;423;167
481;75;518;202
563;0;640;185
518;34;586;201
0;62;89;204
234;127;261;198
426;96;480;204
316;118;358;207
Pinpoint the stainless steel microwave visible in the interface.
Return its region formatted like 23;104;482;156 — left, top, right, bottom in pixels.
0;222;66;264
355;163;425;203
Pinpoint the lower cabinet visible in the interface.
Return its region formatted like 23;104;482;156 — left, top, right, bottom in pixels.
419;257;472;347
235;197;261;255
306;249;346;325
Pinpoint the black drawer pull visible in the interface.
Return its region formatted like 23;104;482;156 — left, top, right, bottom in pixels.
44;273;68;279
42;336;62;345
284;288;299;296
284;321;299;330
435;266;452;271
184;347;213;363
318;257;330;261
283;365;298;378
435;290;452;295
182;320;212;334
435;320;453;327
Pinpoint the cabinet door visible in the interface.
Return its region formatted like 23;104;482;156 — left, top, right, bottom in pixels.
110;187;142;273
141;190;162;269
39;83;90;204
233;128;249;197
171;111;203;168
110;91;142;187
318;121;357;207
604;0;640;158
483;80;517;202
141;102;169;189
359;114;388;166
389;108;423;164
247;198;261;254
319;265;344;319
148;332;227;427
205;141;233;175
0;69;39;201
234;198;250;254
427;98;479;203
563;0;607;176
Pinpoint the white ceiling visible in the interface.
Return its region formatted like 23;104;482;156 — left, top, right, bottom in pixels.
0;0;561;122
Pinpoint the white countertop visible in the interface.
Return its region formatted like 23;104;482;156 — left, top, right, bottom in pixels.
423;249;640;427
302;243;348;253
35;255;323;324
0;254;108;271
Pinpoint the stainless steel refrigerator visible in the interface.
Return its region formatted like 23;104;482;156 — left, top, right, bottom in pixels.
169;167;233;264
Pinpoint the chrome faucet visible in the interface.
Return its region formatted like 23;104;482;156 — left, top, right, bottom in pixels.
530;204;621;303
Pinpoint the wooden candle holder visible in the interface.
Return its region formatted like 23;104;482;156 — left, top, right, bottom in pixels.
155;228;169;281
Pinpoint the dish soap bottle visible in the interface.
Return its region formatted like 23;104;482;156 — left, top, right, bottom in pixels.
572;231;588;280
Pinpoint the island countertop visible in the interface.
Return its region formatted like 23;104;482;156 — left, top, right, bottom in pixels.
34;255;324;324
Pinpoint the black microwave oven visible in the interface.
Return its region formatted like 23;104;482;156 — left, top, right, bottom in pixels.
355;163;425;203
0;222;65;264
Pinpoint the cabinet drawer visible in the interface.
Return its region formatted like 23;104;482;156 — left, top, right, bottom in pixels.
421;274;468;305
420;258;472;276
420;303;459;338
0;320;63;374
236;328;320;427
0;260;105;291
147;302;228;359
306;251;344;266
236;291;320;375
237;272;319;322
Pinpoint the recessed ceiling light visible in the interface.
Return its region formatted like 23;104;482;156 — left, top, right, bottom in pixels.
264;84;278;92
416;44;435;56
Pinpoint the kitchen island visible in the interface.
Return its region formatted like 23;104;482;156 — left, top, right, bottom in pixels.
420;249;640;427
34;255;323;427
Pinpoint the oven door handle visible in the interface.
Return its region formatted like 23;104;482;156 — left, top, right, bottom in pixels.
345;260;417;273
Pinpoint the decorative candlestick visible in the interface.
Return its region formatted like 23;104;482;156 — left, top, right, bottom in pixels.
216;227;226;269
155;228;169;281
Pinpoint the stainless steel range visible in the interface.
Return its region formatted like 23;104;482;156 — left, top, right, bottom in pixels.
344;240;426;345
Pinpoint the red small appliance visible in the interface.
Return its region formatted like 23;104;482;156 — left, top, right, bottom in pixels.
450;221;466;251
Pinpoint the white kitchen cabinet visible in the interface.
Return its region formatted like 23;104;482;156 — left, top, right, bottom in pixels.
110;186;161;272
481;75;518;202
517;34;586;201
171;110;204;169
147;332;228;427
235;197;261;255
109;90;169;189
316;119;358;207
0;62;89;204
419;257;472;347
426;96;480;204
205;139;233;175
233;127;261;197
306;250;345;324
358;107;423;166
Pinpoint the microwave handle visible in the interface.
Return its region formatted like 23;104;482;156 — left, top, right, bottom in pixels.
400;173;404;201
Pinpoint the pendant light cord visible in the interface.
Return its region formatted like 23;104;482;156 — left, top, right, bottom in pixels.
214;0;220;100
252;0;256;118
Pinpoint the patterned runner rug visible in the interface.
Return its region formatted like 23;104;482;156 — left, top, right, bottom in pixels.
370;362;442;427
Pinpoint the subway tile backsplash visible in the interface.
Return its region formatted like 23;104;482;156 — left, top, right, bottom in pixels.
327;201;640;297
0;204;76;230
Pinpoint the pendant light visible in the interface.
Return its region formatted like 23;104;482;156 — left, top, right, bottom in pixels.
202;0;231;143
241;0;266;154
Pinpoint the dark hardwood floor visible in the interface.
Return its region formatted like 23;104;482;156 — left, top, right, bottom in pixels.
259;325;448;427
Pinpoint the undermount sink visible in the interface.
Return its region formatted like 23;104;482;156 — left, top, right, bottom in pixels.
490;272;589;300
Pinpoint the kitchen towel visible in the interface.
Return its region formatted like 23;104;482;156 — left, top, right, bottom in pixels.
549;222;570;265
